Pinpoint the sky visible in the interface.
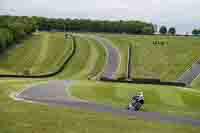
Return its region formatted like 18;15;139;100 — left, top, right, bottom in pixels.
0;0;200;34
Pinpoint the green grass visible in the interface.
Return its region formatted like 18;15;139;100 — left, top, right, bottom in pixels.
0;32;73;75
85;37;107;79
0;80;200;133
191;76;200;89
57;35;106;79
102;34;200;81
0;32;106;79
0;32;200;132
70;81;200;118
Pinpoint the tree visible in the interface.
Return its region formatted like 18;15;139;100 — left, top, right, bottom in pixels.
159;26;167;34
192;29;200;36
142;26;154;35
0;28;14;50
0;16;36;53
168;27;176;35
8;22;26;40
0;29;7;51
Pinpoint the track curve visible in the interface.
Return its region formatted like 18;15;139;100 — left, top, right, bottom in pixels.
15;80;200;126
92;36;120;79
177;58;200;86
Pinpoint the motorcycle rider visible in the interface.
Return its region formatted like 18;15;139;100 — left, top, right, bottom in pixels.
127;91;144;111
132;91;144;105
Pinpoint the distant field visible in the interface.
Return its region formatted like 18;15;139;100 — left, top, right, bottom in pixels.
56;35;106;79
102;34;200;81
0;32;73;75
70;81;200;119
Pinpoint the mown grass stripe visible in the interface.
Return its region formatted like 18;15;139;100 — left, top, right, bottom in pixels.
0;32;75;78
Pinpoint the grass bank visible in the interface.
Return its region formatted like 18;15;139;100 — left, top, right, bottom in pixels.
0;32;73;75
102;34;200;81
0;80;199;133
70;80;200;119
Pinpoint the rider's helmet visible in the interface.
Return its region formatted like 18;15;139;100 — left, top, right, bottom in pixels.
136;91;143;97
139;91;143;97
137;91;144;101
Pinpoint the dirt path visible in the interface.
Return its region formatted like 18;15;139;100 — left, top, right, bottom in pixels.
15;80;200;126
177;59;200;86
93;36;120;79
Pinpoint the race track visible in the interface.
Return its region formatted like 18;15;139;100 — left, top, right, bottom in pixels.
177;59;200;86
12;35;200;126
16;80;200;126
93;36;120;79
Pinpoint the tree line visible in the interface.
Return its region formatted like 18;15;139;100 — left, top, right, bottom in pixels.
0;16;36;53
0;15;155;53
35;17;154;34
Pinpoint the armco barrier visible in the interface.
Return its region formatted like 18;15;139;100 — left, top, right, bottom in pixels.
0;35;76;78
100;78;186;87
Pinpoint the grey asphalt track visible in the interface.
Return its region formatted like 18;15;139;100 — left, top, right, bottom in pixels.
177;59;200;86
17;80;72;101
93;36;120;79
16;80;200;126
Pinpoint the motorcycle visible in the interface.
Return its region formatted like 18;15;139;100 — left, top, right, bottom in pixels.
127;98;144;111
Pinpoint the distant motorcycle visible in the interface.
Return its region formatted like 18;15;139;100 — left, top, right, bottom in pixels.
127;92;144;111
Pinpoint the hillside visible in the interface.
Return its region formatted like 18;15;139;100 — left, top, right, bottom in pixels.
102;34;200;81
0;32;74;75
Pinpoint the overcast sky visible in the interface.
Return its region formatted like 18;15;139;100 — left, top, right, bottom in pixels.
1;0;200;33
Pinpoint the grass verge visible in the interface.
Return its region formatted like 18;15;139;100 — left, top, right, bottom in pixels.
0;32;73;75
57;35;106;79
0;80;199;132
